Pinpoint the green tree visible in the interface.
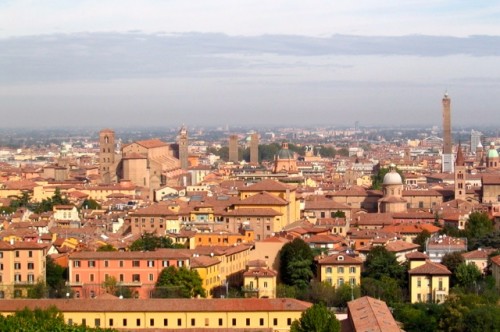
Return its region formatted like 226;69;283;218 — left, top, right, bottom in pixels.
361;276;404;306
441;251;465;286
154;266;206;298
363;246;405;282
455;262;482;290
81;199;101;210
290;303;340;332
464;212;493;240
393;303;443;332
0;306;116;331
332;283;361;309
97;244;117;252
279;238;314;289
332;210;346;218
129;233;179;251
413;230;431;252
27;278;48;299
45;256;69;298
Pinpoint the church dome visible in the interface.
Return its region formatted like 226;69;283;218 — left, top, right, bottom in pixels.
276;142;294;160
488;143;499;158
383;165;403;185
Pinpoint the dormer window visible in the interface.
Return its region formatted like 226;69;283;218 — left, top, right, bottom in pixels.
337;255;344;261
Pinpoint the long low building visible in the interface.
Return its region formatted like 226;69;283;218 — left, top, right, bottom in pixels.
0;298;311;331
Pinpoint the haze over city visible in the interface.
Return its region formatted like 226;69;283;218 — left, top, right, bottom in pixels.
1;1;500;128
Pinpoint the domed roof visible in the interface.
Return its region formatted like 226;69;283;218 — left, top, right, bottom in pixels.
274;141;294;160
488;143;499;159
383;167;403;185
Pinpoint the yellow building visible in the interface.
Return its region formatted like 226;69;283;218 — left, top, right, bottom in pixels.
0;298;311;331
243;267;277;299
190;255;221;298
408;259;451;303
316;253;362;287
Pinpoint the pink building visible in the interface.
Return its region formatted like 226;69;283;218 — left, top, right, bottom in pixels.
68;249;192;299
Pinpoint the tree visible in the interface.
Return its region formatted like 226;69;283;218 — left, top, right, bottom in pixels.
393;303;443;332
102;275;118;295
332;210;346;218
290;303;340;332
464;212;494;250
441;251;465;286
413;230;431;252
363;246;405;283
455;262;482;290
154;266;206;298
278;238;314;289
129;233;179;251
27;278;48;299
81;199;101;210
361;276;404;306
332;283;361;309
97;244;117;252
45;256;68;298
0;306;116;331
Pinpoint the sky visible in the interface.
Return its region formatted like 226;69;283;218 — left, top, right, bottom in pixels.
0;1;500;128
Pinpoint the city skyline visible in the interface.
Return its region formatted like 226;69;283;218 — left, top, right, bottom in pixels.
1;1;500;128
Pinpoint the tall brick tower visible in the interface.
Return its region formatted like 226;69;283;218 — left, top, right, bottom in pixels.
99;128;115;184
250;133;259;164
229;134;239;163
442;93;454;173
454;142;466;201
178;126;189;170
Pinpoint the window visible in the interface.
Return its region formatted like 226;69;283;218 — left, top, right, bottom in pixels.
419;201;424;208
150;318;154;326
95;319;100;327
260;318;264;326
90;274;94;282
0;263;2;270
337;267;344;274
28;251;33;258
417;278;421;287
132;274;140;282
27;262;34;270
104;261;109;268
132;260;140;267
338;278;344;286
68;319;73;325
162;260;169;267
14;274;21;283
273;318;278;326
15;251;19;258
14;289;22;297
349;267;356;273
218;318;223;326
73;260;80;268
147;260;155;267
287;318;292;325
178;260;184;267
246;318;250;326
28;274;35;283
232;318;236;326
88;260;96;268
119;260;124;267
109;319;113;327
136;318;141;327
0;252;2;258
149;274;154;281
177;318;182;326
14;262;21;270
204;318;209;327
163;318;168;326
119;274;124;282
82;319;86;326
326;267;332;274
123;319;127;327
264;281;268;288
191;318;195;326
350;277;356;285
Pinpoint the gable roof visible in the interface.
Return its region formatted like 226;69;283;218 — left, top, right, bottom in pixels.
408;261;452;275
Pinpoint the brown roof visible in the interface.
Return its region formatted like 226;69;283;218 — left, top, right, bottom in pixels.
347;296;401;332
406;252;429;260
237;192;288;206
69;249;192;260
243;267;277;277
223;208;282;217
240;179;293;192
408;261;452;275
135;139;168;149
0;298;311;313
317;253;362;265
304;200;351;210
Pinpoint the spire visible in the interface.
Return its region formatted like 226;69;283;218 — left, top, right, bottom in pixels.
455;142;465;166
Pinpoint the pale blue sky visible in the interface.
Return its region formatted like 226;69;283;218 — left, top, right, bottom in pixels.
0;1;499;128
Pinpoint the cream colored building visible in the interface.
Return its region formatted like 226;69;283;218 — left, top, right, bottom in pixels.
408;259;451;303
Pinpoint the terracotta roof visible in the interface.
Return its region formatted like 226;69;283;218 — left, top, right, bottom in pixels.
462;248;497;260
385;240;420;252
243;267;277;277
223;208;282;217
69;249;192;260
482;174;500;185
347;296;401;332
135;139;168;149
0;298;311;313
408;261;452;275
491;255;500;266
406;252;429;260
237;192;288;206
317;253;362;265
190;256;220;268
240;179;293;192
304;200;351;210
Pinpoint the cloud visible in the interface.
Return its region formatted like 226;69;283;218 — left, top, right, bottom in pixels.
1;32;500;84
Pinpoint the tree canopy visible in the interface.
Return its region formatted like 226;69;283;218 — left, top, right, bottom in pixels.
129;233;183;251
363;246;405;282
154;266;206;298
290;303;340;332
0;306;115;331
278;238;314;289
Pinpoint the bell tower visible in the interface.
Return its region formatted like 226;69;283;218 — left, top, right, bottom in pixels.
178;126;189;170
454;142;466;201
99;129;116;184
